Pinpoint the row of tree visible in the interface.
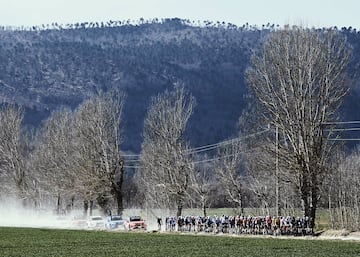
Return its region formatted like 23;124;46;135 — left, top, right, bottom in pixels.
0;18;273;32
0;27;359;230
0;91;125;216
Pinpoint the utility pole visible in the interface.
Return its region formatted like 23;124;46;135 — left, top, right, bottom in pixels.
275;125;280;217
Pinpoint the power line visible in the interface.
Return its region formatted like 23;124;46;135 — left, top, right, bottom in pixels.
192;154;237;164
186;128;270;155
187;138;236;152
323;120;360;125
123;153;238;168
121;153;140;157
123;159;140;163
325;120;360;140
328;138;360;141
123;165;142;169
122;131;264;168
326;127;360;132
120;121;360;168
121;129;270;161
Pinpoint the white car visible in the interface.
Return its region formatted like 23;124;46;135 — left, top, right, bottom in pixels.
87;216;105;229
105;215;125;229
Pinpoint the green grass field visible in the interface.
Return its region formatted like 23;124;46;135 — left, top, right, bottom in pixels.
1;227;360;257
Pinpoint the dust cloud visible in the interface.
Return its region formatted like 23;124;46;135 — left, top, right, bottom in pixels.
0;199;173;231
0;199;69;229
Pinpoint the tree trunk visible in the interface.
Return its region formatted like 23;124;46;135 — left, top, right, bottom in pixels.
202;199;207;217
300;169;311;218
89;200;94;216
176;197;183;217
310;200;317;234
328;187;335;229
176;205;183;218
57;194;61;214
310;173;319;233
114;161;124;216
300;175;310;217
71;196;75;210
83;200;89;217
301;191;310;217
239;194;244;215
96;193;108;215
115;189;123;216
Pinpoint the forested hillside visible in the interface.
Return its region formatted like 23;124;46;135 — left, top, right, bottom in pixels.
0;19;359;152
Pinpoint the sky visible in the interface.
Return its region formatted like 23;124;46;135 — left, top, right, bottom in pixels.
0;0;359;29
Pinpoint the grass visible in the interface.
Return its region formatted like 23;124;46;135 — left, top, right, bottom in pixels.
1;227;360;257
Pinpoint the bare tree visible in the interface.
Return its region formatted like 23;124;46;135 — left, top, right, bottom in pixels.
188;160;214;217
246;27;351;224
139;85;196;217
29;91;125;215
326;147;360;230
0;105;28;203
30;107;76;212
246;145;276;214
72;91;125;215
215;141;245;215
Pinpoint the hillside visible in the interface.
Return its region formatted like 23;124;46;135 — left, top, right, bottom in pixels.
0;19;359;152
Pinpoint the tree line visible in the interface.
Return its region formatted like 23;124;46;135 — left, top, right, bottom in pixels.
0;91;125;216
0;26;359;231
